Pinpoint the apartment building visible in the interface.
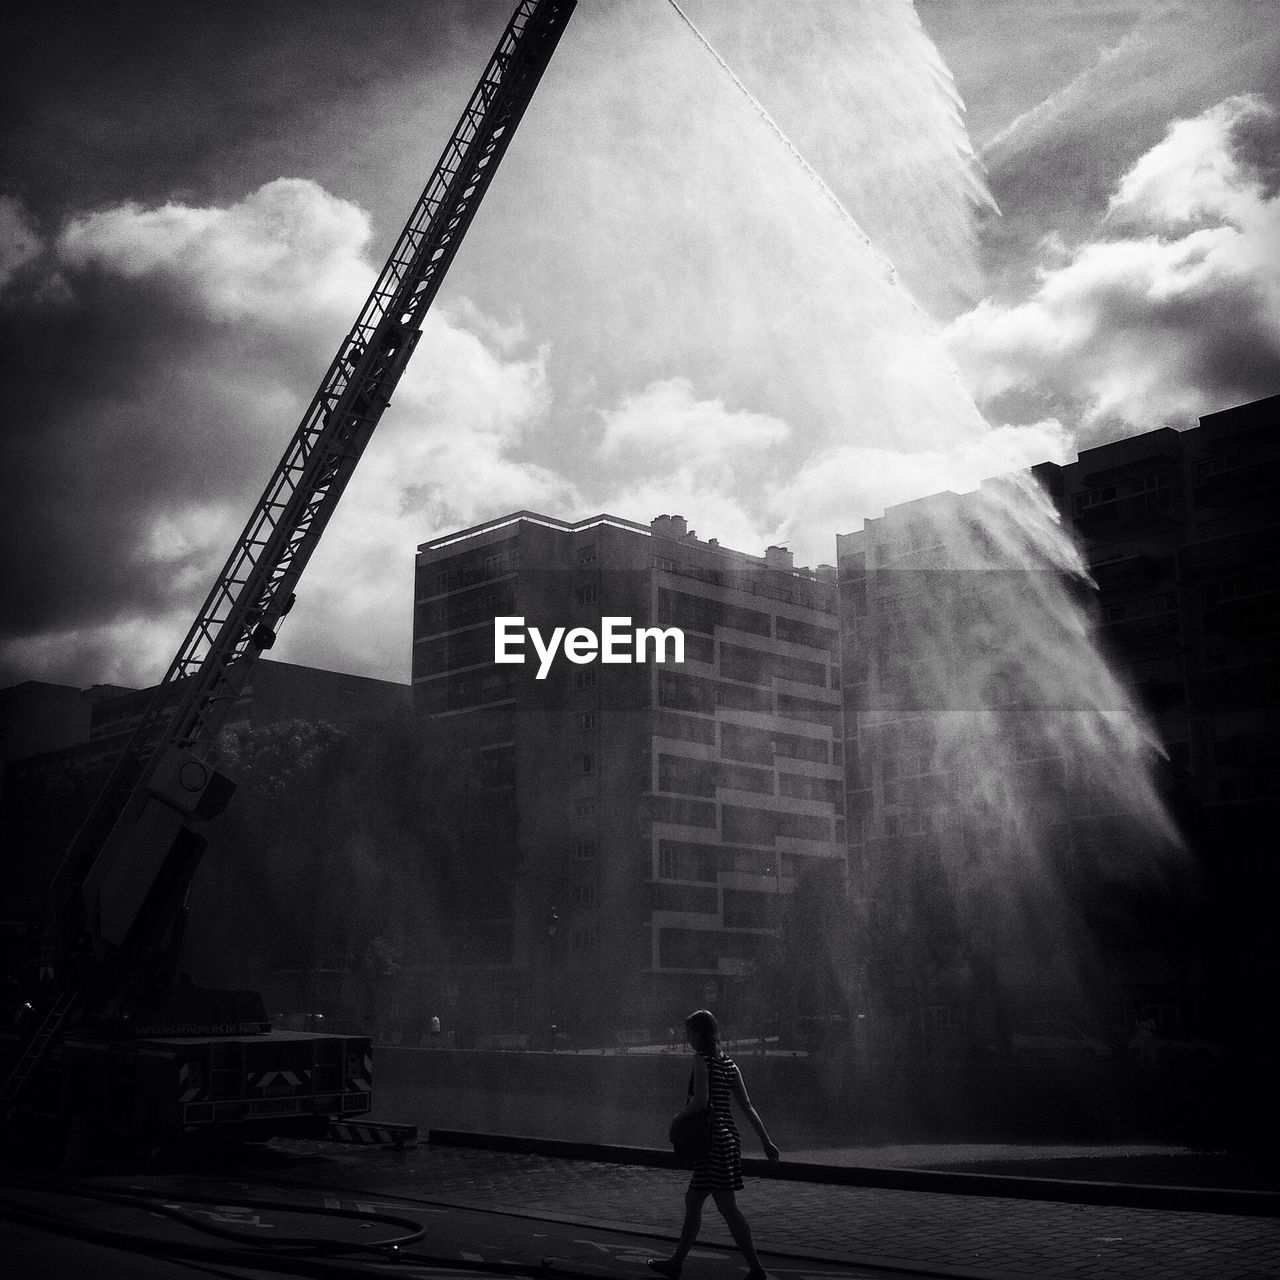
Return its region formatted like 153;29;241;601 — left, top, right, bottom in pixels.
413;511;846;1038
836;393;1278;1045
1040;393;1279;1039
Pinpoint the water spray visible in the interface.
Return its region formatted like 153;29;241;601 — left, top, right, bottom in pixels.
662;0;898;287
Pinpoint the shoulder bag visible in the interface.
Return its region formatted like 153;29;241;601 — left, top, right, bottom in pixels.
668;1069;713;1167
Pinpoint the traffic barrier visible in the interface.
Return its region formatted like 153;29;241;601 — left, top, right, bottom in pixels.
327;1120;417;1148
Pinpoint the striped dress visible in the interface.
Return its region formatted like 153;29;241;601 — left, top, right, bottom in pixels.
689;1049;743;1191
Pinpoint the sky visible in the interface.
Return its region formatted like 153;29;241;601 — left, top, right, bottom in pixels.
1;0;1277;690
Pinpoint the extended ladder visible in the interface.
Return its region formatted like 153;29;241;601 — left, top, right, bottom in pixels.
0;993;76;1109
2;0;577;1115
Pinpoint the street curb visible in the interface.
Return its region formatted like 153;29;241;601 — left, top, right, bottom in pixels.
365;1172;1070;1280
423;1199;1073;1280
426;1129;1280;1218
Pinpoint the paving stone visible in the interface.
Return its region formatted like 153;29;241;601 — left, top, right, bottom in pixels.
280;1142;1279;1279
366;1145;1280;1280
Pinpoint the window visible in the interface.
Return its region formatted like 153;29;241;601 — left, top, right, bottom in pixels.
722;804;832;844
575;669;597;690
682;632;715;664
578;710;597;731
720;644;770;685
1196;454;1241;479
721;723;774;764
1127;488;1171;515
576;544;597;565
654;556;680;573
718;763;773;794
775;617;838;650
573;753;594;775
779;773;842;803
658;588;771;637
777;693;839;729
658;841;719;881
717;682;773;714
658;670;716;714
572;929;597;951
574;840;597;861
654;711;716;744
651;795;716;827
1074;486;1117;513
572;882;596;906
1204;577;1255;605
659;753;717;796
575;585;598;605
773;732;828;764
574;798;597;819
654;882;718;913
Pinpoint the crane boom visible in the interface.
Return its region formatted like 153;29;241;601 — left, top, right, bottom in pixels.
3;0;575;1118
52;0;575;940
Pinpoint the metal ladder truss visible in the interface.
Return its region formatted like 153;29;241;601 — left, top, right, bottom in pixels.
5;0;576;1115
50;0;576;940
0;993;76;1108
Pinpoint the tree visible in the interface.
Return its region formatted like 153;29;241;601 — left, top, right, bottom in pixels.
183;709;518;1029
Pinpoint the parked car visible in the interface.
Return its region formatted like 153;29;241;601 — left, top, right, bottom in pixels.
1011;1020;1112;1062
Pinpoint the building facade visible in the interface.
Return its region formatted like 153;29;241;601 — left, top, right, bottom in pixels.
836;394;1278;1049
414;511;846;1040
1038;393;1279;1043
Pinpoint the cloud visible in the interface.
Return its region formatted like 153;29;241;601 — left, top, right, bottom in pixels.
587;379;1073;568
565;379;793;568
598;379;789;468
0;196;42;290
772;419;1074;558
1;180;383;686
1105;95;1280;230
277;303;576;678
0;616;194;691
947;95;1280;433
443;0;996;472
2;3;1085;687
0;181;578;687
58;179;376;332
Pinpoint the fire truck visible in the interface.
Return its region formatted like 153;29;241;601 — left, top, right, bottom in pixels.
1;0;575;1155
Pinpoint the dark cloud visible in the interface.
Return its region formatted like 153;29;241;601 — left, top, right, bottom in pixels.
0;277;268;635
0;174;378;659
1;2;508;225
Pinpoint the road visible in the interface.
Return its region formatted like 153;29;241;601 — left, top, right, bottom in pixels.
2;1134;1277;1280
0;1153;908;1280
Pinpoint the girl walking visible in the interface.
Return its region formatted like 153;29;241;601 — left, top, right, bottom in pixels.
649;1009;781;1280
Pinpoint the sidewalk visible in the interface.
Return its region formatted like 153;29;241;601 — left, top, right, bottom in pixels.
284;1139;1280;1280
